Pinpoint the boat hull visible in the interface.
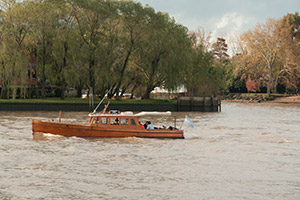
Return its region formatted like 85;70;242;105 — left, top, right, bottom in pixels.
32;120;184;139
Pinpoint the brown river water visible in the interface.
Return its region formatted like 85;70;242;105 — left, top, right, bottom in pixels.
0;102;300;200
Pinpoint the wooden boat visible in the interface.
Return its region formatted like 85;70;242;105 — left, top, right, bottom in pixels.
32;106;184;139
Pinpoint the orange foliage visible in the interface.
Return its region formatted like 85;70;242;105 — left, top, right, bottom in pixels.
246;75;260;92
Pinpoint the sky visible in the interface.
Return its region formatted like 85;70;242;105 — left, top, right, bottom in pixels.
138;0;299;52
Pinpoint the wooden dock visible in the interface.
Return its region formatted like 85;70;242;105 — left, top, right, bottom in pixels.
177;97;221;112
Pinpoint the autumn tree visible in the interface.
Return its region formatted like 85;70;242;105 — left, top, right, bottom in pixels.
233;15;300;95
239;19;283;97
277;12;300;92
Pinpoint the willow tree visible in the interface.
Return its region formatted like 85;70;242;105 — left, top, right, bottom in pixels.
0;0;32;99
72;0;117;96
44;1;77;100
133;9;192;99
110;2;148;97
29;0;58;98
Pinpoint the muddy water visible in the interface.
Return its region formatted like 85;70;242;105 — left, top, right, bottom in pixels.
0;102;300;200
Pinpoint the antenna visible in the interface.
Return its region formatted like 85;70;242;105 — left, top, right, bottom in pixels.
92;88;112;114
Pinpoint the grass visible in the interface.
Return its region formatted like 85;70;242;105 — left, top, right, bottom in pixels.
0;97;177;104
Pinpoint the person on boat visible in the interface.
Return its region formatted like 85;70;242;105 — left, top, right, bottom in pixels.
146;121;154;129
93;118;99;124
139;121;145;129
114;118;119;125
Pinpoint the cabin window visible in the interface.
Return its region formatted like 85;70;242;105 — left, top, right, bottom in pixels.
120;118;128;125
93;117;99;124
101;118;109;124
130;119;136;126
111;118;119;125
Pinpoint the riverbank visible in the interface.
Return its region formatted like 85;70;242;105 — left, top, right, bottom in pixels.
0;97;220;112
223;93;300;104
0;98;176;104
271;95;300;103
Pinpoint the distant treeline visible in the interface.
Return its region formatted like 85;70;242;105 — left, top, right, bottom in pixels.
0;0;298;100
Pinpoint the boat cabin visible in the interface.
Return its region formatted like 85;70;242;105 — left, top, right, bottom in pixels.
88;113;140;128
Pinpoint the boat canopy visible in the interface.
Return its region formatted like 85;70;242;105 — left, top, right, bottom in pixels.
89;111;172;117
134;111;171;117
89;111;134;117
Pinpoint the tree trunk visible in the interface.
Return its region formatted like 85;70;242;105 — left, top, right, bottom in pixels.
12;86;17;100
267;64;273;97
41;40;46;99
60;42;68;100
114;45;133;97
143;85;154;99
1;63;9;99
143;57;160;99
60;87;65;100
76;84;82;98
1;87;8;99
88;52;95;97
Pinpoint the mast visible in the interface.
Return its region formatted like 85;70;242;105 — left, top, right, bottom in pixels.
93;88;111;114
102;102;110;114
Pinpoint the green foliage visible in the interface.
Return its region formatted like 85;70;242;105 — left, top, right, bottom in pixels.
0;0;231;100
185;35;233;97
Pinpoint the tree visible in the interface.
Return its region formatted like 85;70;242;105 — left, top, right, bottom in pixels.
133;9;192;99
240;19;282;97
46;1;78;100
277;12;300;92
185;30;233;97
212;37;229;65
30;0;57;98
72;0;116;96
109;2;148;97
0;0;32;99
233;15;300;95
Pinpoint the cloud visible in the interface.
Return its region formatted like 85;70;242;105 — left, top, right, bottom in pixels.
210;12;255;55
212;12;248;36
138;0;300;55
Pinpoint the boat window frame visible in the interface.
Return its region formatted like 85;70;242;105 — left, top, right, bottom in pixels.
90;116;140;127
110;117;120;125
101;117;109;125
120;118;128;125
130;119;136;126
91;117;99;124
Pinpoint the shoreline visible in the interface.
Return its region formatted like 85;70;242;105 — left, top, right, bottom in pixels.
0;102;220;112
223;95;300;104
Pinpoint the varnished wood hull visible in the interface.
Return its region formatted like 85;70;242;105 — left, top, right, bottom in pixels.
32;120;184;139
